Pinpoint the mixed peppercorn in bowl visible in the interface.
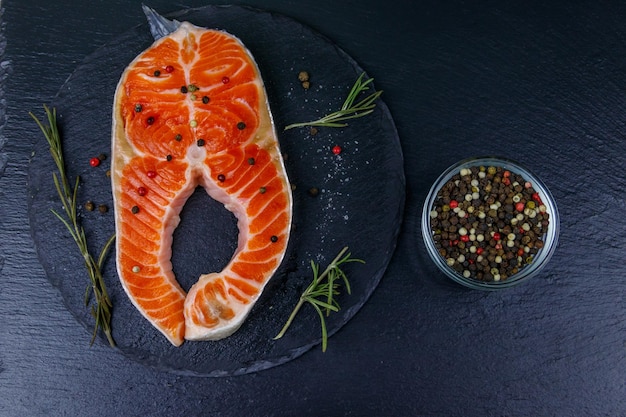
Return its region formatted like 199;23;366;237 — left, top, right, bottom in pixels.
422;157;559;290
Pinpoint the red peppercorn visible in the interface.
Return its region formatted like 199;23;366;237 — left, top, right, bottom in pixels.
222;76;230;84
460;235;470;242
503;178;511;186
517;248;525;256
147;170;157;178
332;145;342;155
449;200;459;209
532;192;542;203
89;157;100;167
165;65;174;73
137;186;147;196
503;170;511;178
515;202;525;212
492;232;501;241
476;247;484;255
495;243;503;250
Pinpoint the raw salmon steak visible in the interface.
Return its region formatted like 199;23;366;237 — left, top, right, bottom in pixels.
111;21;292;346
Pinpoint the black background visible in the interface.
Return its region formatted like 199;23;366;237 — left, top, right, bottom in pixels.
1;0;625;416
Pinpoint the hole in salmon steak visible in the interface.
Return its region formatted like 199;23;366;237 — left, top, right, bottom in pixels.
171;186;239;292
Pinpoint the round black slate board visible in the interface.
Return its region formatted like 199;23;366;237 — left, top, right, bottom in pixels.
27;5;405;376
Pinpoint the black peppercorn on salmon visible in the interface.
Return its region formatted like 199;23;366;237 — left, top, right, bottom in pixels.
111;12;292;346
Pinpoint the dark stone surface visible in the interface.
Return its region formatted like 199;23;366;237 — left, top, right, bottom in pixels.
26;5;404;376
2;0;626;415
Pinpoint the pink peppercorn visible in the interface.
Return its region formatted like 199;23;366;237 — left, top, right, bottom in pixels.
532;192;542;204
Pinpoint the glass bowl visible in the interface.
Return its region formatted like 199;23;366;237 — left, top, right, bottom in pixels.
421;157;559;290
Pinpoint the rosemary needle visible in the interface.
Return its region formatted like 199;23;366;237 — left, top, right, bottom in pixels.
30;105;116;347
284;73;383;130
274;246;364;352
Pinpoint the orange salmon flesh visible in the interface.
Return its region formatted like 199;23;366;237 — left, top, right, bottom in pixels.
111;22;292;346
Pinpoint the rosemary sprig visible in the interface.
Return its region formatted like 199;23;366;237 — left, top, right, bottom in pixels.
284;73;383;130
30;105;116;347
274;246;364;352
